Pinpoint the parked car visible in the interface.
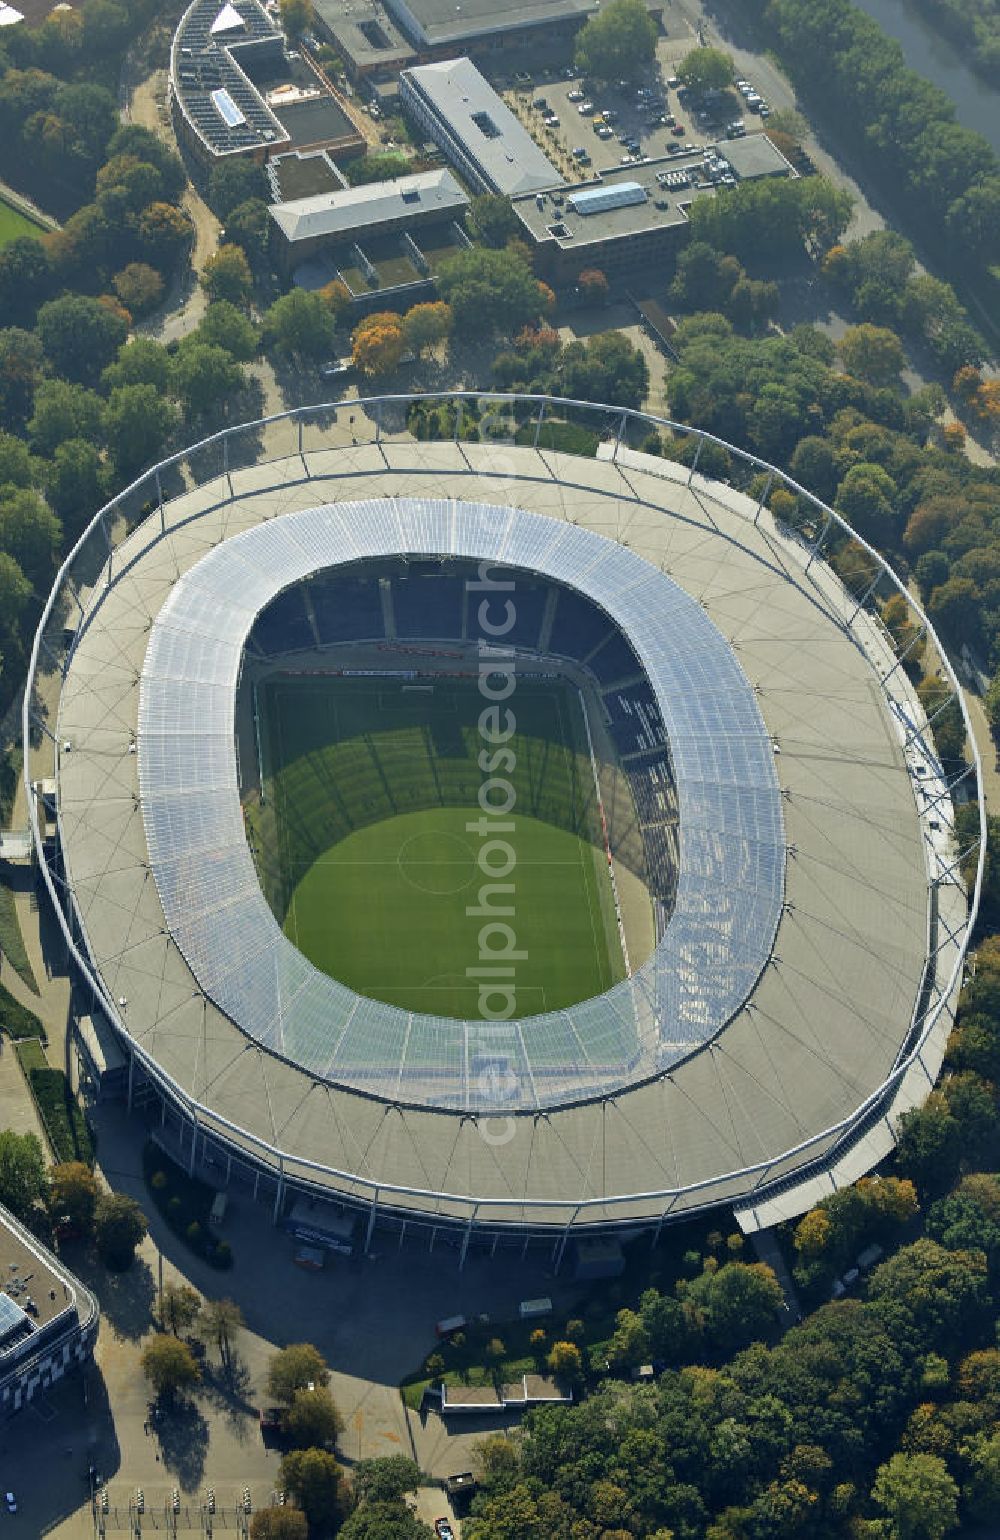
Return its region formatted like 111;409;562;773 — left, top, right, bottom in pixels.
671;123;685;135
532;97;547;110
596;125;613;138
6;1493;18;1513
568;89;584;102
434;1522;454;1540
666;74;680;88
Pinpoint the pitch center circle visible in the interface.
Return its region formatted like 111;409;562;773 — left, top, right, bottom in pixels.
397;830;478;895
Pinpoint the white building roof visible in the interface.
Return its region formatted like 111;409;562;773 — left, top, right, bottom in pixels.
269;167;468;243
402;57;563;198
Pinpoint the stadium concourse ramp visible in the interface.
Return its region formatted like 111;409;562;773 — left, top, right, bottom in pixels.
28;399;980;1258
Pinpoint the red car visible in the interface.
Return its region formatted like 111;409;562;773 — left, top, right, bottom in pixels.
671;124;685;135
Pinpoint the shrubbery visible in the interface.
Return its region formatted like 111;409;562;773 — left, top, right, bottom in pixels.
142;1141;233;1269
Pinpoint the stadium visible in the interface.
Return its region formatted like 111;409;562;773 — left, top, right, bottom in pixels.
27;394;982;1264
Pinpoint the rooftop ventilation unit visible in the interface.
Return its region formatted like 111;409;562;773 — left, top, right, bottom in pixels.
566;181;647;216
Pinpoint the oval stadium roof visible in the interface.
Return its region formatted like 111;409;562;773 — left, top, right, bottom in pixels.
137;498;784;1115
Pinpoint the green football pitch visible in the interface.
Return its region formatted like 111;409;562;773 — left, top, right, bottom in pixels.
252;675;626;1019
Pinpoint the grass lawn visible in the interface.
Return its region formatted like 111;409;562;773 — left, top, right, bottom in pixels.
0;886;38;994
0;196;46;246
255;675;625;1021
0;977;44;1040
15;1037;94;1164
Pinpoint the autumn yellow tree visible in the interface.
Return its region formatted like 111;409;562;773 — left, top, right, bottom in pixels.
351;311;405;376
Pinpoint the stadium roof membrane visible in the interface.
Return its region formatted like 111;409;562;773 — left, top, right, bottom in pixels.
138;499;784;1114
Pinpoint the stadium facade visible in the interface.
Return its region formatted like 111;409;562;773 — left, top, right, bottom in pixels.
27;396;982;1264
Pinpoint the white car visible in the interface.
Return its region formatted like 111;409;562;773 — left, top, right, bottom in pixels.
4;1494;15;1514
568;89;584;102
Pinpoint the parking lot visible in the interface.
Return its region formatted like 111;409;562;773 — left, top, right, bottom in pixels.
498;64;773;185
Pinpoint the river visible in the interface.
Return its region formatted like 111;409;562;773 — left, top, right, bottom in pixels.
850;0;1000;152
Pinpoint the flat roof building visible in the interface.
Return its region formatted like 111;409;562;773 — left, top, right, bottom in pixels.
311;0;416;79
0;1203;98;1419
513;139;794;283
400;57;563;197
269;167;470;287
723;133;797;180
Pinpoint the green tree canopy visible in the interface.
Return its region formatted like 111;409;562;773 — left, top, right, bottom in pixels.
141;1334;201;1400
574;0;658;82
36;294;128;386
208;157;268;219
352;1457;423;1506
268;1342;331;1404
263;289;337;360
195;300;259;361
279;1448;349;1531
28;379;105;457
170;341;245;418
94;1191;148;1270
839;323;906;386
438;246;550;336
201;243;253;307
677;46;734;95
159;1281;202;1337
468;194;518;247
340;1503;434;1540
870;1451;958;1539
45;438;105;537
103;383;177;480
282;1386;343;1450
250;1510;308;1540
0;1130;47;1219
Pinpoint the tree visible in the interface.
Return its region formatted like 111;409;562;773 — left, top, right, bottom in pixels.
839;323;906;386
560;330;649;409
0;489;60;584
578;269;610;305
48;1161;100;1233
870;1452;958;1539
112;263;164;317
224;197;271;261
339;1502;433;1540
195;300;259;361
834;461;898;546
401;301;451;357
201;243;253;306
677;46;735;95
607;1308;650;1370
468;194;518;248
0;236;53;327
279;0;313;39
138;202;192;267
352;1457;423;1506
279;1448;349;1532
894;1090;963;1192
0;553;32;641
574;0;658;82
141;1334;201;1400
691;1262;785;1352
45;439;105;536
102;337;172;394
28;380;104;458
170;342;244;418
93;1191;148;1270
0;1130;47;1219
36;294;128;386
201;1297;244;1369
250;1512;308;1540
352;311;406;375
103;384;177;480
964;1431;1000;1524
105;123;186;202
546;1340;584;1384
0;328;45;430
208;158;268;220
268;1343;330;1404
159;1281;202;1336
283;1386;344;1450
437;246;551;336
263;289;336;360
